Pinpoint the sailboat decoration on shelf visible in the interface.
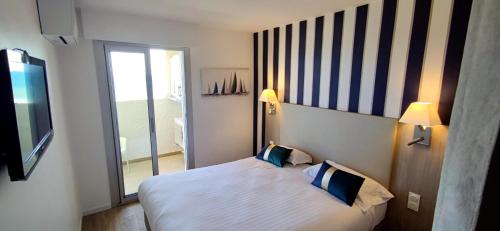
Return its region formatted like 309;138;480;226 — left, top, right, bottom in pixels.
202;69;249;96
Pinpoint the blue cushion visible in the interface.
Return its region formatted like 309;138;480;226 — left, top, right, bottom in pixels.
256;144;292;167
311;161;365;206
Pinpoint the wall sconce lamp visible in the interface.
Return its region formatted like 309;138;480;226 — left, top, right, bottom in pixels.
399;102;442;146
259;89;278;115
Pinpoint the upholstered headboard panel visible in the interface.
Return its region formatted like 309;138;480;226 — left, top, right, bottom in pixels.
279;103;396;187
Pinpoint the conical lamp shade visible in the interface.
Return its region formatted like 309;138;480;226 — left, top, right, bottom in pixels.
399;102;442;127
259;89;278;103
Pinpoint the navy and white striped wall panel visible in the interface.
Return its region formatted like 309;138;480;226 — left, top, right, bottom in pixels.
253;0;472;152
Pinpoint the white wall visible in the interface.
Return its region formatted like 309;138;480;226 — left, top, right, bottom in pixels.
0;0;81;230
79;8;255;166
58;8;253;213
56;39;112;214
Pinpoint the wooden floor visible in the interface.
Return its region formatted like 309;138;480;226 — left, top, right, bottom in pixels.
82;202;147;231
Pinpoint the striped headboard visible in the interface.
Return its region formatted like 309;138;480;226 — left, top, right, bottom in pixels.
253;0;472;152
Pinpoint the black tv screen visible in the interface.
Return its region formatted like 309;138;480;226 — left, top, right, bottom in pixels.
0;49;53;181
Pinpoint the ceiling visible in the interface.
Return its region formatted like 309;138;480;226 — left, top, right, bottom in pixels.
75;0;372;32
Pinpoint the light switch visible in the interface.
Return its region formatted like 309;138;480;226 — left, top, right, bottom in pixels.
407;192;421;212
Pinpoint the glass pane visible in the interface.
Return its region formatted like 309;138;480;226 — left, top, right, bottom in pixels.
150;49;186;175
109;51;153;195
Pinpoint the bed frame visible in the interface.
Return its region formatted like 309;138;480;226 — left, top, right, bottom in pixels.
143;201;386;231
278;103;396;187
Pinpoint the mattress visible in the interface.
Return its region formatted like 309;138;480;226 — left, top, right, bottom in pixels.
139;157;386;231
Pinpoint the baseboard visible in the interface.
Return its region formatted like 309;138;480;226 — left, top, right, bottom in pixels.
121;150;183;164
159;150;183;158
82;203;112;216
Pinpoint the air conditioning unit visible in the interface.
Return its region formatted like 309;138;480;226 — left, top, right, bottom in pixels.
37;0;77;46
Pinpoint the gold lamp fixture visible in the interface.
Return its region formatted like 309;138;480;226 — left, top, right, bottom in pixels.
399;102;442;146
259;89;278;115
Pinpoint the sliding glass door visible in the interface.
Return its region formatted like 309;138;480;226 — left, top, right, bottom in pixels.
105;44;159;201
103;42;189;204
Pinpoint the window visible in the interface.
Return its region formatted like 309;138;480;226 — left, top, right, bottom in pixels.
111;49;183;102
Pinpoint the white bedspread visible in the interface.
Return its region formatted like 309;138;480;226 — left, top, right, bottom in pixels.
139;157;385;231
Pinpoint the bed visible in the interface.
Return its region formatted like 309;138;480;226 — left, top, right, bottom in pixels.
138;157;388;231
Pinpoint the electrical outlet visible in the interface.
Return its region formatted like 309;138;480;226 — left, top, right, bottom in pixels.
407;192;421;212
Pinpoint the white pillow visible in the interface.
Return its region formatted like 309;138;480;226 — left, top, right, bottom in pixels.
281;145;313;165
303;160;394;212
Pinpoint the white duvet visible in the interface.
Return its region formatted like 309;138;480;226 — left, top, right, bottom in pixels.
139;157;385;231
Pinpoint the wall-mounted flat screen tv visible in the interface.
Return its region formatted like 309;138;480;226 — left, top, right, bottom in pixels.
0;49;54;181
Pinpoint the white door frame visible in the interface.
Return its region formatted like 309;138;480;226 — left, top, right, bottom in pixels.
94;41;195;205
